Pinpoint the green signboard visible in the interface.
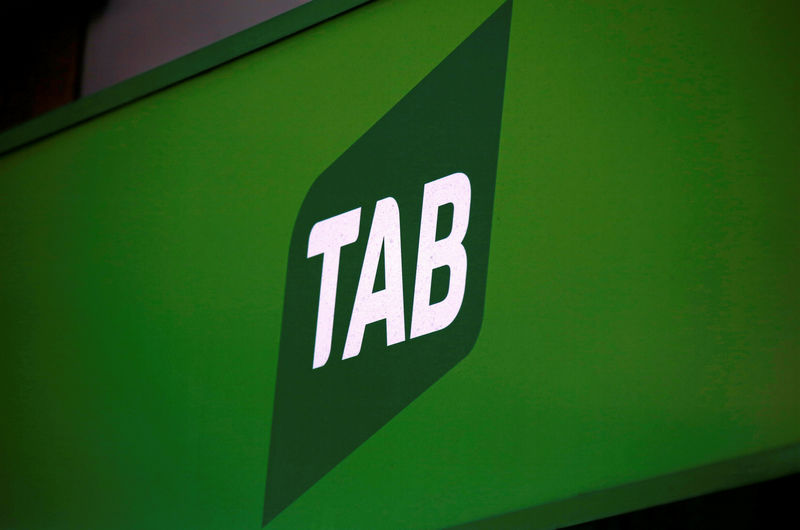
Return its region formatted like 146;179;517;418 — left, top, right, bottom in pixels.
2;0;799;528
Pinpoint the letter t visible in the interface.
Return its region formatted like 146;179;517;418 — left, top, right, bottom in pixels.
307;207;361;369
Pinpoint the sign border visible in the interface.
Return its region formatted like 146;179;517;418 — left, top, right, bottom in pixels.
454;442;800;529
0;0;376;156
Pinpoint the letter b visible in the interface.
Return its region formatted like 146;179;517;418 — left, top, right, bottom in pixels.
410;172;471;339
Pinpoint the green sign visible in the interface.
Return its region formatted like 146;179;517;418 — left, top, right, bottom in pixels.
264;5;510;523
1;0;799;528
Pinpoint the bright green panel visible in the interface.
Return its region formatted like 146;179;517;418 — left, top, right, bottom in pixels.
268;0;800;528
1;1;503;528
2;0;799;529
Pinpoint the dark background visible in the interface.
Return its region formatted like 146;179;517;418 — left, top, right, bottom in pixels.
0;3;106;131
568;473;798;529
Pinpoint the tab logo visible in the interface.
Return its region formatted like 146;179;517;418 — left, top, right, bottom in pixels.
263;2;512;525
308;172;471;369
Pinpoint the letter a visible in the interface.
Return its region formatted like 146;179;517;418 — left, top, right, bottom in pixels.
410;173;471;339
307;207;361;369
343;198;405;359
